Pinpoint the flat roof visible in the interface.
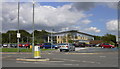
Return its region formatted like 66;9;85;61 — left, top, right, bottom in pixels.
51;30;95;37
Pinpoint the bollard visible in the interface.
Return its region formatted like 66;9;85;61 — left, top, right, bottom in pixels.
30;45;32;49
34;46;41;58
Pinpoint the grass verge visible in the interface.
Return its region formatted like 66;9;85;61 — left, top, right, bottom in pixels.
0;48;56;52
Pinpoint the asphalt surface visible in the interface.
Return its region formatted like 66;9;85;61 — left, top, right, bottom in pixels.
1;47;119;67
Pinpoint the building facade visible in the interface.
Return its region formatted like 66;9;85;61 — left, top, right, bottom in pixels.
48;30;94;44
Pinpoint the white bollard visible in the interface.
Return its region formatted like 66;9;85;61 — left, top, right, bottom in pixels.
34;46;41;58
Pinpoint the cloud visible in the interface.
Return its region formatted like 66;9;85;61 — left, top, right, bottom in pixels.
81;19;91;24
71;2;95;11
85;27;101;33
106;20;118;32
2;2;93;33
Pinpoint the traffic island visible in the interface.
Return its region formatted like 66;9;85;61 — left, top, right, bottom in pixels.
16;58;50;61
16;46;50;62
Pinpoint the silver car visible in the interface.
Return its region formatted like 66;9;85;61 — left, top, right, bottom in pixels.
59;43;75;52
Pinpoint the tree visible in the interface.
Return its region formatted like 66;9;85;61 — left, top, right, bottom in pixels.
101;34;116;45
94;36;102;40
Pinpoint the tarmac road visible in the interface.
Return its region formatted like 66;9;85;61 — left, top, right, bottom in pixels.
1;47;118;67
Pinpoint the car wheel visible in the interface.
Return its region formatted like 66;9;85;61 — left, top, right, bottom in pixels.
43;47;45;49
110;47;113;48
101;47;104;48
60;49;62;52
73;49;75;51
65;50;69;52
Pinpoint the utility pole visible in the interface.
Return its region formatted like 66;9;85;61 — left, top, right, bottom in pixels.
17;1;20;52
32;0;35;56
118;1;120;48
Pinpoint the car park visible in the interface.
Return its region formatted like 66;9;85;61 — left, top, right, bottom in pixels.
100;43;115;48
59;43;75;52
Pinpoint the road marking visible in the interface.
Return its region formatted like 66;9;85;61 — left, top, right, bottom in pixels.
99;56;106;58
53;58;101;64
65;53;100;55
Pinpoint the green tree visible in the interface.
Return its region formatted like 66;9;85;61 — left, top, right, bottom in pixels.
101;34;116;45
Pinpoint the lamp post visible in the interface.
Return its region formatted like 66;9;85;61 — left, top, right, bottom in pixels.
32;0;35;56
17;1;20;52
118;1;120;48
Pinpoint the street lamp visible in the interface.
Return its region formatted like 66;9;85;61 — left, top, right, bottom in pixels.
32;0;35;57
17;1;20;52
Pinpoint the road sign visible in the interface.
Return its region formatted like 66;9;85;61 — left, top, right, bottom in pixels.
17;33;21;38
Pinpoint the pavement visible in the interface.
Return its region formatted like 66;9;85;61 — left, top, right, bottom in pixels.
1;47;119;67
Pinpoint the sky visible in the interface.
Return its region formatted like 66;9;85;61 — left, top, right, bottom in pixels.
1;2;118;36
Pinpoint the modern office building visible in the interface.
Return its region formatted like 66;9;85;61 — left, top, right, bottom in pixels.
48;30;94;44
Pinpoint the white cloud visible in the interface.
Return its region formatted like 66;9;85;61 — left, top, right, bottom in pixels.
81;19;91;24
106;20;118;32
85;27;101;33
2;2;92;33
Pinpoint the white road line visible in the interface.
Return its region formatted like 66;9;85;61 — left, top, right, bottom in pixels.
99;56;106;58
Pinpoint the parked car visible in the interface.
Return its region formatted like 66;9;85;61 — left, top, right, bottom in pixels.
59;43;75;52
22;43;30;48
19;44;23;47
85;44;94;47
10;44;17;48
100;43;115;48
52;44;60;49
41;43;54;49
95;44;101;47
72;43;78;47
2;44;8;48
36;44;43;48
78;42;86;47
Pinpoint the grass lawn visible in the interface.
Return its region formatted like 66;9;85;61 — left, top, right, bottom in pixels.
0;48;56;52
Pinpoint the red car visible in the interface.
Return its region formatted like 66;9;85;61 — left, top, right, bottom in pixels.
19;44;23;47
100;43;115;48
23;44;30;48
36;44;43;48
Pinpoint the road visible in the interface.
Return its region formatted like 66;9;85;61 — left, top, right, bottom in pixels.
1;47;118;67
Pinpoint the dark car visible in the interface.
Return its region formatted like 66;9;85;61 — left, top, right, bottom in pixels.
72;43;78;47
10;44;17;48
76;42;86;47
41;43;54;49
